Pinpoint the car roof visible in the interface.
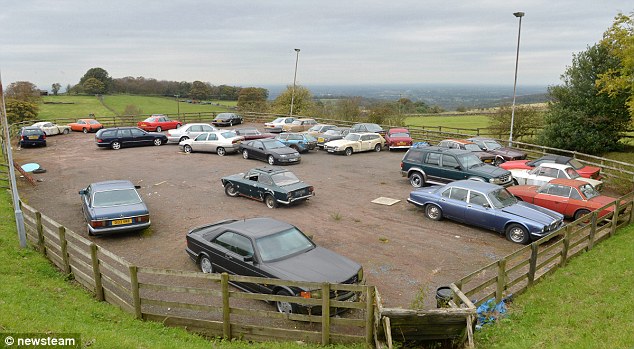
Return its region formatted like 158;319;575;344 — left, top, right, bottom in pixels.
221;218;295;239
408;146;472;155
297;118;315;121
89;180;136;191
548;178;589;187
184;123;214;127
446;180;502;192
348;132;377;136
252;167;289;174
443;139;475;144
468;137;497;142
537;162;572;170
388;128;409;132
537;154;573;163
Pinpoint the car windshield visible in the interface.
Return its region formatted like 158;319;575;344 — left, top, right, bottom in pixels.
304;134;317;142
22;129;41;135
579;183;600;199
142;117;154;122
344;134;361;142
390;132;410;138
457;154;484;168
221;131;237;138
270;118;284;123
291;120;302;125
93;188;141;207
487;188;518;208
324;130;340;136
89;120;100;124
484;141;502;150
566;167;580;179
263;140;287;149
271;171;301;186
568;159;584;170
255;228;315;262
464;144;482;151
308;125;321;132
365;124;382;132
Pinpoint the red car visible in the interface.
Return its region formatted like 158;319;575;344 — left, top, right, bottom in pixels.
500;155;601;179
507;178;617;220
68;119;103;133
233;128;275;141
384;128;413;150
137;114;182;132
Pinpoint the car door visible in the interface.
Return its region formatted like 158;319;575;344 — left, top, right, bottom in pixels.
191;133;209;152
43;122;57;135
255;173;274;200
209;231;263;291
441;154;469;181
241;170;259;198
80;185;93;224
533;183;571;215
422;152;443;182
251;140;266;160
130;128;153;146
465;190;494;229
204;133;219;152
117;129;134;147
359;134;372;151
439;187;468;221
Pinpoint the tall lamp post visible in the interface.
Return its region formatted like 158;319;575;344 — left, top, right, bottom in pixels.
289;48;301;116
508;11;524;146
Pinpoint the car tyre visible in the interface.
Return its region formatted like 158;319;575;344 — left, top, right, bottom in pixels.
506;224;530;244
224;183;239;197
275;289;298;314
176;123;182;128
217;147;226;156
183;144;193;153
494;156;506;166
267;155;275;165
82;128;88;134
199;255;213;274
111;141;121;150
153;138;163;146
179;136;189;142
265;194;278;209
156;126;162;132
409;172;424;188
574;209;591;222
242;150;249;159
63;129;70;135
425;204;442;221
374;143;382;152
344;147;353;156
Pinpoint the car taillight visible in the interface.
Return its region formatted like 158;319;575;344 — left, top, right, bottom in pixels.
308;186;314;193
42;134;46;139
400;162;404;169
90;220;105;228
96;138;103;143
137;215;150;223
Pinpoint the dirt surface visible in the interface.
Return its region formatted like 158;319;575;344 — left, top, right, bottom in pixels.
14;124;519;308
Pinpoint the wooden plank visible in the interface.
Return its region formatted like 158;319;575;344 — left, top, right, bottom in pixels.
138;266;220;280
58;226;70;274
138;282;218;296
221;273;231;339
65;229;92;248
321;283;331;345
103;286;134;314
129;265;141;320
449;284;475;309
528;243;538;286
70;263;95;292
365;285;375;346
506;273;528;289
381;308;476;317
90;244;104;301
506;259;530;276
19;201;37;215
230;307;322;323
229;290;323;306
141;298;221;313
143;313;224;334
41;213;62;228
230;323;321;343
101;272;131;295
463;276;496;297
473;290;496;307
100;261;131;283
69;254;93;275
561;225;571;266
536;252;561;272
459;260;498;285
42;226;61;244
35;211;45;252
66;240;92;260
98;248;130;267
496;259;507;303
535;238;564;257
383;316;393;349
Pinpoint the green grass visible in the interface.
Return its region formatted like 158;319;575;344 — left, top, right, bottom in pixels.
39;96;115;120
475;223;634;349
404;114;491;130
0;189;360;349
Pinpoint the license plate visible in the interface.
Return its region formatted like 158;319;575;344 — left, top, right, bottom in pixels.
398;142;405;145
111;218;133;226
327;149;334;153
318;138;324;142
29;136;39;140
289;158;298;162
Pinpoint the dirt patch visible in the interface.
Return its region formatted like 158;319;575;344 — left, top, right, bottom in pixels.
14;125;518;308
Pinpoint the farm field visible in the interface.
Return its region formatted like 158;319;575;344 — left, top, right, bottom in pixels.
404;114;491;130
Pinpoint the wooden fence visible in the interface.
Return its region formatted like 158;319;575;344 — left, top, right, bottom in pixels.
18;201;375;346
453;192;634;307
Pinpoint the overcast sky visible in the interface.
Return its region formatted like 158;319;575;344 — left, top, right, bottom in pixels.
0;1;630;90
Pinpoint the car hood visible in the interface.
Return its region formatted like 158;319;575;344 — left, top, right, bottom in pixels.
269;147;298;156
500;160;531;170
90;202;149;220
468;164;510;177
324;139;354;147
493;147;525;157
507;185;540;197
474;151;495;159
263;246;360;284
501;201;563;224
588;195;617;207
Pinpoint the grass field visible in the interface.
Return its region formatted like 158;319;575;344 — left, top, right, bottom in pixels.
39;96;115;120
404;114;491;130
0;189;361;349
475;223;634;349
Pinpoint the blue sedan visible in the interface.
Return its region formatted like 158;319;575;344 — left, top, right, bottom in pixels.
407;180;564;244
79;180;151;235
275;133;317;153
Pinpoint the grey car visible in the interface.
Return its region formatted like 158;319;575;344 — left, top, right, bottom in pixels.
166;123;217;143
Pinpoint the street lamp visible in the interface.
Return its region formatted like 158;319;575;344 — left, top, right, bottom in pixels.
290;48;301;116
508;11;524;146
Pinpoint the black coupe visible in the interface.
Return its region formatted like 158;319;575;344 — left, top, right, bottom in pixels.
239;139;301;165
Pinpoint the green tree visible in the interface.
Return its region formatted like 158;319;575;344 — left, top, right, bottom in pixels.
335;97;362;121
5;81;41;103
367;101;397;125
488;105;543;140
539;43;630;154
189;81;210;101
83;78;106;94
270;85;315;116
5;99;39;124
237;87;268;113
51;83;62;96
413;101;430;113
79;67;112;93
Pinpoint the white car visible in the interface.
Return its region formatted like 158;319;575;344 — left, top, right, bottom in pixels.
166;123;216;143
179;131;243;156
511;163;603;190
264;117;296;133
323;132;385;156
32;122;71;136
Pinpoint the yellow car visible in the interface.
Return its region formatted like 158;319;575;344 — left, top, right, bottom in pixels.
281;118;318;132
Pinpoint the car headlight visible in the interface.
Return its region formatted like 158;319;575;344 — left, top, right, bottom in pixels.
280;154;288;158
293;152;299;156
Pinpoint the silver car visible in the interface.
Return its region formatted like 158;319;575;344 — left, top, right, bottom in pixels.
179;131;244;156
167;123;217;143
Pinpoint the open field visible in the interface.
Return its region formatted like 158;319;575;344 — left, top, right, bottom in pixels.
404;114;491;129
39;96;114;119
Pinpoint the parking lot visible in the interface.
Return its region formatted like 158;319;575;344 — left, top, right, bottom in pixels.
14;125;519;308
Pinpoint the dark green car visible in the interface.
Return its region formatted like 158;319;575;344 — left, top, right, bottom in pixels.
221;167;315;208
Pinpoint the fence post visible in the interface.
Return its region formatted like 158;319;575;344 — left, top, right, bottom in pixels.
610;200;620;236
495;259;507;303
588;212;598;251
321;283;331;345
129;265;142;320
35;211;45;253
528;244;538;286
58;226;71;274
90;244;104;301
365;286;375;347
629;199;634;225
221;273;231;340
561;225;571;266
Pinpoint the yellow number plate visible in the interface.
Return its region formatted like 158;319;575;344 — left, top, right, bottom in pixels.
29;136;40;140
111;218;133;226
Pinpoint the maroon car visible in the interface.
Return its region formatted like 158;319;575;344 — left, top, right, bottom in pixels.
385;128;413;150
233;128;276;141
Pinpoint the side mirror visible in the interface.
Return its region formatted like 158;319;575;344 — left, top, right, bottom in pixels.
134;185;141;189
482;203;491;208
78;189;87;195
455;165;462;170
258;147;264;150
244;255;254;262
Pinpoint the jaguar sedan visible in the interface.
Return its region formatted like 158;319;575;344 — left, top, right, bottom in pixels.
185;217;363;314
179;131;243;156
137;114;182;132
510;163;603;190
79;180;150;235
212;113;243;127
221;167;314;208
407;180;564;244
32;122;71;136
240;139;301;165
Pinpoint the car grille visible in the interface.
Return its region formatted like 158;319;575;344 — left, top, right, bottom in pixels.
325;145;336;152
328;274;359;299
545;219;564;232
498;174;511;183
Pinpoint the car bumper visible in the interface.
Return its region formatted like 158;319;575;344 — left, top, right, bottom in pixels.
277;193;314;205
87;221;151;235
167;136;182;143
389;145;411;150
19;140;46;146
276;157;301;164
264;127;283;133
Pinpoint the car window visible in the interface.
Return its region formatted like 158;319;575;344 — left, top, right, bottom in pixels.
258;174;273;186
556;170;567;179
487;188;518;208
360;135;370;141
195;133;207;141
441;155;459;168
255;228;315;262
77;120;86;125
85;186;92;206
448;188;468;202
277;134;288;140
92;188;142;207
425;153;441;166
143;117;154;122
404;149;424;163
546;184;571;197
213;232;254;257
570;188;583;200
390;132;410;138
251;141;263;149
207;133;218;141
457;154;482;169
190;125;202;132
565;168;580;179
568;159;584;169
464;144;481;151
271;171;300;186
441;188;451;198
469;191;489;206
202;125;214;132
540;167;558;178
101;130;116;138
118;129;132;138
130;128;145;137
578;183;599;199
221;131;237;139
484;141;501;150
285;119;294;124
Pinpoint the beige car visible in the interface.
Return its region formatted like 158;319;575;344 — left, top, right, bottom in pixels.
324;132;385;156
281;118;318;132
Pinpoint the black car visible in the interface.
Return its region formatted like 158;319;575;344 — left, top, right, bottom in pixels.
240;139;301;165
212;113;243;127
185;217;363;314
95;127;167;150
18;127;46;147
350;123;385;135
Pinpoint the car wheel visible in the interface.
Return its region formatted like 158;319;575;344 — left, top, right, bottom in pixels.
224;183;239;197
425;204;442;221
111;141;121;150
199;256;213;274
156;126;162;132
506;224;530;244
242;149;249;159
409;172;424;188
265;194;278;209
82;128;88;134
229;121;233;127
179;136;189;142
63;129;69;135
216;147;226;156
267;155;275;165
374;143;382;152
290;145;299;152
176;123;182;128
494;156;506;166
574;209;591;221
183;144;193;153
345;147;353;156
513;179;519;185
153;138;163;146
275;289;298;314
